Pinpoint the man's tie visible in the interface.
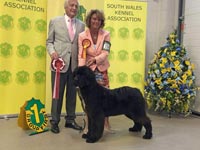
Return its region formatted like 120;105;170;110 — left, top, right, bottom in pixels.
68;18;74;41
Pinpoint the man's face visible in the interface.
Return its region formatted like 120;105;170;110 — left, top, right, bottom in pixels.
65;0;79;18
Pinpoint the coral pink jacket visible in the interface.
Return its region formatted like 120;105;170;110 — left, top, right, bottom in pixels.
78;28;110;72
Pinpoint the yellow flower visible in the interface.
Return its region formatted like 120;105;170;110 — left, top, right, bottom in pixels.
185;60;190;66
167;67;171;72
160;63;165;68
175;65;181;71
159;98;166;109
152;54;157;62
161;68;167;74
169;34;176;39
174;60;180;66
157;51;161;56
162;57;168;64
155;78;162;84
167;100;171;110
184;103;189;112
171;51;176;56
171;83;178;88
186;70;192;76
182;74;187;81
189;80;193;86
167;78;172;83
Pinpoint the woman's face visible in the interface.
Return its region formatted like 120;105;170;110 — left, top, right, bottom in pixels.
90;13;102;30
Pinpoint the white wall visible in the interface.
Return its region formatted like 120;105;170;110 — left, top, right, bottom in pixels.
146;0;179;72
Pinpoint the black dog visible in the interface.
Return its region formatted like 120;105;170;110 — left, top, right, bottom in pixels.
73;66;152;143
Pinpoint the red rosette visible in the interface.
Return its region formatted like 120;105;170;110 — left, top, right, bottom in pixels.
51;57;65;71
51;58;65;100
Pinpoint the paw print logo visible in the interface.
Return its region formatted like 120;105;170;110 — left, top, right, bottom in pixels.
17;44;30;58
34;45;46;59
133;28;144;40
18;17;31;31
118;50;129;61
34;71;46;84
132;50;143;62
0;14;14;30
118;27;129;39
131;73;142;84
105;26;115;38
0;70;12;85
0;42;13;58
35;19;46;32
117;72;128;84
16;71;29;84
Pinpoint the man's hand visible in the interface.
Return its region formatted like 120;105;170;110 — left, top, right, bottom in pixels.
51;52;59;60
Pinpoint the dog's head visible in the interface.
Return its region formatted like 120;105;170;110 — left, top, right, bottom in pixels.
73;66;96;88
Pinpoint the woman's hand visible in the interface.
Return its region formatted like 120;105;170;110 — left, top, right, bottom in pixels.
86;58;96;66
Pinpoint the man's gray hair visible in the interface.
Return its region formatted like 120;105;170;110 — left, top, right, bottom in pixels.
64;0;79;8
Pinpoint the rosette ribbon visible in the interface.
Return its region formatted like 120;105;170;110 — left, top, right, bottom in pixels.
51;58;65;100
81;39;91;59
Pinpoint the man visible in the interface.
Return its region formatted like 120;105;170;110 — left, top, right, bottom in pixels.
46;0;85;133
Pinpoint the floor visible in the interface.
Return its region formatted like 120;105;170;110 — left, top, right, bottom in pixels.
0;113;200;150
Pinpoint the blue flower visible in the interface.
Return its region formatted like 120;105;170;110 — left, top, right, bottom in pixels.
162;72;169;78
176;47;181;51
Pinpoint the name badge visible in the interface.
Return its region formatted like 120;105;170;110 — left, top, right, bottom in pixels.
102;41;111;52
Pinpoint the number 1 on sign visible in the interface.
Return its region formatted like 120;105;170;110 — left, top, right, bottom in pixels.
30;104;40;123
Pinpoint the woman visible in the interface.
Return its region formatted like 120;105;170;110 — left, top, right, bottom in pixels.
78;9;113;134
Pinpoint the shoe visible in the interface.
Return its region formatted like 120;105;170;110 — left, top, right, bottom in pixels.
82;133;88;139
65;121;83;130
51;123;60;133
82;129;88;139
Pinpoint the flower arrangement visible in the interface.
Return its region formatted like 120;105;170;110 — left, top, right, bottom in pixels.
144;31;197;116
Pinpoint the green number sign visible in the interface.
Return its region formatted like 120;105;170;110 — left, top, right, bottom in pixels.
25;98;48;134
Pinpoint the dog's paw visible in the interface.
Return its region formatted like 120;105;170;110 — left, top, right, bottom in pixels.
129;126;142;132
143;133;152;139
86;138;97;143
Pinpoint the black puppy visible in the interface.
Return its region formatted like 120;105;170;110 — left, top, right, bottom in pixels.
73;66;152;143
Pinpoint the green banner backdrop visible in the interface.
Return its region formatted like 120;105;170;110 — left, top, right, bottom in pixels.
0;0;47;114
